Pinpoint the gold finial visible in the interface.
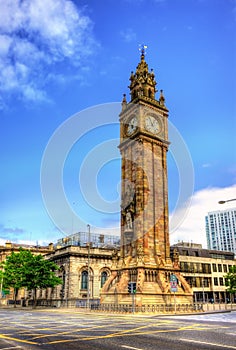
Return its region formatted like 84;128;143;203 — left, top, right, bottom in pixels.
138;44;148;58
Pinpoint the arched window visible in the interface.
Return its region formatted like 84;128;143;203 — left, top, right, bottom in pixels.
101;271;108;288
81;271;88;290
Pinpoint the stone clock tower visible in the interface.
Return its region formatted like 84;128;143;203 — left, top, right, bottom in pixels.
101;48;192;306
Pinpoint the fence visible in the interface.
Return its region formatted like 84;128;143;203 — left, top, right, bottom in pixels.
89;303;203;313
3;299;236;314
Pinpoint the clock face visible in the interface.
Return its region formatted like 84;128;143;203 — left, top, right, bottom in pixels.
127;117;138;135
144;115;159;134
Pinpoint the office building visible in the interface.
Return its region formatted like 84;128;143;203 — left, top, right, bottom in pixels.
206;208;236;254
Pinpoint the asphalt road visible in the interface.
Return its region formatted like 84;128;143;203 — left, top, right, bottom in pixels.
0;308;235;350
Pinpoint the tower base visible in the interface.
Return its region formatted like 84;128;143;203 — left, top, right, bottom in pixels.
101;267;193;307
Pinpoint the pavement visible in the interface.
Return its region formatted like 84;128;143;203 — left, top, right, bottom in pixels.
1;304;235;317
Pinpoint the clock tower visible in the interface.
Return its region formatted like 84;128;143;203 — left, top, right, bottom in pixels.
101;48;192;306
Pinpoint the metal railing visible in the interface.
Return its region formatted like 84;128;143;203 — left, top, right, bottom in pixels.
4;299;236;313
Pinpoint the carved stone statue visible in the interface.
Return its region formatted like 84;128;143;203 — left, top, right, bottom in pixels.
125;211;133;230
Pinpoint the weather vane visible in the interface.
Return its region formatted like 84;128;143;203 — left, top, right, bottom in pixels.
139;44;148;56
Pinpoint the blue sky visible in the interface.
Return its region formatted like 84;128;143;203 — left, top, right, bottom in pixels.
1;0;236;247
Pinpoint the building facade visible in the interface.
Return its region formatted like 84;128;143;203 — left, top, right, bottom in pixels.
42;232;119;307
43;244;114;307
1;239;235;307
171;242;236;303
206;208;236;255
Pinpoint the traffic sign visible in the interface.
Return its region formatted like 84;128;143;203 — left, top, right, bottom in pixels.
170;274;178;292
170;274;178;282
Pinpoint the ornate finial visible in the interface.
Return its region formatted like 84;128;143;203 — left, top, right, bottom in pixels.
138;44;148;58
159;89;165;106
121;93;127;111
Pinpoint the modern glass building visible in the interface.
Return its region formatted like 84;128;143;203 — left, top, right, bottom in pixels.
205;208;236;254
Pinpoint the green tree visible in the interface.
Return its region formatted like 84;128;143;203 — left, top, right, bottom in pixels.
0;267;4;297
2;249;33;307
224;265;236;302
22;254;62;308
2;249;61;308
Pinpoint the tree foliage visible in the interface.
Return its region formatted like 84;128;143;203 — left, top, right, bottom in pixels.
2;249;33;306
224;265;236;296
22;253;62;307
2;248;61;307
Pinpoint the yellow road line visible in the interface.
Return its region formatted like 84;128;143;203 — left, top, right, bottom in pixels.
47;323;179;344
47;322;226;344
0;334;37;345
31;321;142;340
47;323;156;344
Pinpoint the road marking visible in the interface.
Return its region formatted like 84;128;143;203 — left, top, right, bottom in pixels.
46;323;204;344
32;320;139;340
0;334;37;345
121;346;144;350
32;324;113;339
180;338;236;349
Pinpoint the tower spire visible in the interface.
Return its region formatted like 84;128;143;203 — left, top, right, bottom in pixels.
129;45;157;101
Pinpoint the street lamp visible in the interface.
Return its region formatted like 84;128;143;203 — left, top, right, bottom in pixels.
87;224;91;309
218;199;236;204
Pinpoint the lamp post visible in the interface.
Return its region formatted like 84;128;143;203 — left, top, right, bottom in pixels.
87;224;91;309
218;198;235;305
218;199;236;204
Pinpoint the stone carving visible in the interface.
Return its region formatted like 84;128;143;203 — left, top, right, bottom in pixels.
173;248;179;268
125;211;133;230
137;243;144;264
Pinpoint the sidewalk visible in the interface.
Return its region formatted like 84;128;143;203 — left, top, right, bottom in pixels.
202;303;236;312
1;304;235;317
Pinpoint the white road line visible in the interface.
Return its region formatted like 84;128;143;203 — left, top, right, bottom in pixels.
180;338;236;349
121;346;145;350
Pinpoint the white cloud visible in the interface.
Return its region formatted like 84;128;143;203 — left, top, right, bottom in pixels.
170;184;236;248
0;0;98;106
202;163;211;168
120;28;137;43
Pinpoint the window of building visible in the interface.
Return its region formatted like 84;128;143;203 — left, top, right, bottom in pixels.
218;264;222;272
191;277;197;287
203;278;209;287
81;271;88;290
182;250;189;256
189;262;194;272
202;264;211;274
198;263;202;273
101;271;108;288
212;264;217;272
219;277;224;286
196;277;201;287
214;277;218;286
223;264;227;273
